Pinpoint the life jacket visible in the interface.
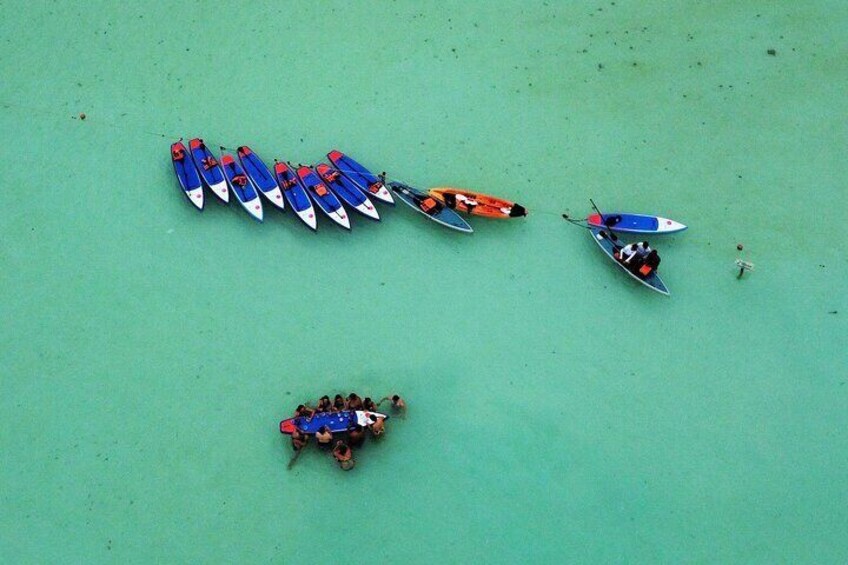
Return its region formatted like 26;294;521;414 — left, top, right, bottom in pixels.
232;174;247;187
324;171;340;183
420;197;438;213
315;185;329;197
172;147;185;160
202;157;217;169
282;178;296;189
368;182;382;193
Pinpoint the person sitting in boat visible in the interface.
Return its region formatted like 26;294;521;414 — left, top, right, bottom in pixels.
363;397;378;412
332;441;355;471
368;416;386;438
616;241;651;265
315;426;333;449
291;427;308;452
347;393;363;410
332;394;346;412
348;424;366;447
455;192;478;213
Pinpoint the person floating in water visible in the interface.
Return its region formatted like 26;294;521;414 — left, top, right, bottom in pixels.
348;424;366;447
368;415;386;438
363;397;377;412
333;441;355;471
378;394;406;411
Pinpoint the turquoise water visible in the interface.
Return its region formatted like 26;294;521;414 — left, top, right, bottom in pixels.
2;1;846;562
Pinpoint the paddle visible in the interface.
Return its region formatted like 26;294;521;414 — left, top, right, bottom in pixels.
589;198;623;251
287;447;304;470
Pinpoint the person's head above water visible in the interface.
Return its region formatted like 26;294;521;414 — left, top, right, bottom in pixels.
392;394;400;402
318;426;329;434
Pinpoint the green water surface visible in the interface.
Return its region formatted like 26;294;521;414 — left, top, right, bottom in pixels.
1;1;846;562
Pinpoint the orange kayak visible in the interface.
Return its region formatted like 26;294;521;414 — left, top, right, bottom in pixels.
428;188;527;219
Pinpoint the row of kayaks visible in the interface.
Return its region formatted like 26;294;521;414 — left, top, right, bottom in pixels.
172;140;688;295
171;140;529;233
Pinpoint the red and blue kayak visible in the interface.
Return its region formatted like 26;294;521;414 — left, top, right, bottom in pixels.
221;152;263;222
315;163;380;221
188;138;228;203
274;161;317;231
280;410;388;435
238;146;285;211
587;213;686;234
296;166;350;230
327;150;394;205
170;141;204;210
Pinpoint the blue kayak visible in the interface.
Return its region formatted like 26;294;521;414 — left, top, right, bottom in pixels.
587;212;686;234
238;146;285;210
170;140;204;210
274;161;317;231
221;152;263;222
390;181;473;233
296;165;350;230
188;138;229;203
590;227;669;295
279;410;388;435
315;163;380;221
327;149;394;205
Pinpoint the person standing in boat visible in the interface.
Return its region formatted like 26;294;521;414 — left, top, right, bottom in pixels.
378;394;406;414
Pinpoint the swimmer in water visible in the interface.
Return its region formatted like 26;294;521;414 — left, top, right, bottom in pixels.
332;441;355;471
348;424;366;447
347;393;363;411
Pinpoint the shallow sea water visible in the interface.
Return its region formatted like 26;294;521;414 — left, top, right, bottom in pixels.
1;1;846;562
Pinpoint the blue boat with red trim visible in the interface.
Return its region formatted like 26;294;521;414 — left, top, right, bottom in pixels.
327;150;394;205
280;410;389;435
587;212;686;234
296;165;351;230
315;163;380;221
170;140;204;210
274;161;317;231
221;151;263;222
238;146;285;211
188;138;229;203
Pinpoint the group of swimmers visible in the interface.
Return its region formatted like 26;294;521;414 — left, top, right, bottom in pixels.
287;393;406;471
